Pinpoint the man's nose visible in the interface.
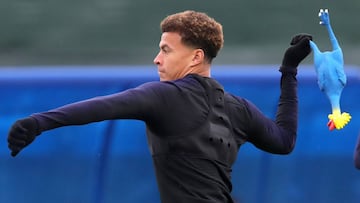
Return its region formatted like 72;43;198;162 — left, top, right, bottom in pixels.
153;52;161;65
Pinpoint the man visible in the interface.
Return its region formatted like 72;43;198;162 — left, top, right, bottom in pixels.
7;10;312;203
354;132;360;169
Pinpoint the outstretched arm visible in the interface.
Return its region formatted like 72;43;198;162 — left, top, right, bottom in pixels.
247;34;312;154
7;82;162;157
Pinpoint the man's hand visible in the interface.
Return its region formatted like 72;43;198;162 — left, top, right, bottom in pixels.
280;33;313;73
7;117;40;157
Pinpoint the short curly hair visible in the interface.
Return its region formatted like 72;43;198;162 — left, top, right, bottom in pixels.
160;10;224;63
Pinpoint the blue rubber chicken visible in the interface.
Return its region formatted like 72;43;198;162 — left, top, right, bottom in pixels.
309;9;351;131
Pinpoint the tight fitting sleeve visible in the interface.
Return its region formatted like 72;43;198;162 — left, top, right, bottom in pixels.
276;73;298;136
246;71;298;154
31;82;161;133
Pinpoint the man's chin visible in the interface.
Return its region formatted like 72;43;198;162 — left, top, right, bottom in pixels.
158;73;168;81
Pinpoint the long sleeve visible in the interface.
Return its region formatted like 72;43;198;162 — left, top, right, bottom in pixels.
244;72;298;154
275;73;298;139
31;82;162;133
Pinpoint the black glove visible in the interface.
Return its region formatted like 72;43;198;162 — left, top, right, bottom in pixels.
7;117;40;157
280;33;313;74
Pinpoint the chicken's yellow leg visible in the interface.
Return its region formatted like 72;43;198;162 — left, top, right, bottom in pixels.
327;108;351;130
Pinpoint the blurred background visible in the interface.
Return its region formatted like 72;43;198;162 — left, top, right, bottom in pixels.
1;0;360;203
1;0;360;66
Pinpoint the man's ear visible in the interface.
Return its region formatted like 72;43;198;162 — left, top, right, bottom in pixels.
191;49;205;66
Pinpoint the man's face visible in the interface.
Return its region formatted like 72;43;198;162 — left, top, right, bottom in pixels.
153;32;197;81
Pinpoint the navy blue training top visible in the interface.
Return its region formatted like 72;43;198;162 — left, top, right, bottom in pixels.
31;72;298;203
